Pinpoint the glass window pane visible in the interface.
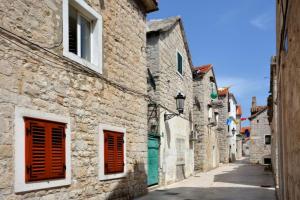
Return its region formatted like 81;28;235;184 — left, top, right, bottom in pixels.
177;53;183;74
80;16;91;61
69;6;77;55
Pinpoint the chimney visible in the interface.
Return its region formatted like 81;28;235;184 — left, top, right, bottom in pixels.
252;96;257;108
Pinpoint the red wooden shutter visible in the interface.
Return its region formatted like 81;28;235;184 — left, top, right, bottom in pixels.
115;133;124;173
25;119;48;182
25;118;66;182
104;131;124;174
50;123;66;179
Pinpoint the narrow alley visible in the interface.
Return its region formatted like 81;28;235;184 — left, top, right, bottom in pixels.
138;158;276;200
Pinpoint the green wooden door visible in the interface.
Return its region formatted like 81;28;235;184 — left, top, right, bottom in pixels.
148;136;159;186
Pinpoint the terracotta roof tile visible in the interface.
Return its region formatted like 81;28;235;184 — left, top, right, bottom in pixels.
218;87;229;96
249;106;268;120
236;105;242;116
193;64;212;74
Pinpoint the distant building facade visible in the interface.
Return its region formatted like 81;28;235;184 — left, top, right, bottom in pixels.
249;97;271;165
193;64;220;172
241;127;251;156
228;93;238;162
146;16;194;186
235;105;243;160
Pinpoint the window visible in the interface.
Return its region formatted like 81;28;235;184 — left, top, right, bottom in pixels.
228;101;231;112
215;113;219;123
99;124;126;180
208;107;213;120
104;131;124;174
25;118;66;182
63;0;103;73
177;52;183;75
265;135;271;145
264;158;271;165
14;108;71;193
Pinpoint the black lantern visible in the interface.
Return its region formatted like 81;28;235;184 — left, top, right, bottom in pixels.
232;128;236;136
175;92;186;114
164;92;186;121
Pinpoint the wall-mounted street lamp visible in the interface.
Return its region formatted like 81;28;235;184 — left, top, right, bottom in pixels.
164;92;186;121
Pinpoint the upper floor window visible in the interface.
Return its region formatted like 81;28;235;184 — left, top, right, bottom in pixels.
208;106;213;120
265;135;271;145
215;112;219;124
63;0;103;73
177;52;183;75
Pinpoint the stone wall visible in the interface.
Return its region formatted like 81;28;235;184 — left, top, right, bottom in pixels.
249;110;271;164
275;0;300;199
217;95;230;163
0;0;150;199
193;69;219;172
146;21;194;185
236;139;242;160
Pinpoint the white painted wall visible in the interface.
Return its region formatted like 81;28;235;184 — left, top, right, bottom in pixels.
159;109;194;185
229;97;237;160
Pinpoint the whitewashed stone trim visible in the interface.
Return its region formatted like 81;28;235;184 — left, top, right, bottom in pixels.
63;0;103;73
14;107;71;193
98;124;127;181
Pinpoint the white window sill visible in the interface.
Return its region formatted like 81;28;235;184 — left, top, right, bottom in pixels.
176;71;184;79
63;51;102;74
99;172;127;181
15;179;71;193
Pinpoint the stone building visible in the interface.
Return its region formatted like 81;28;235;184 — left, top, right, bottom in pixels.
146;16;194;186
268;1;300;199
235;105;242;160
216;88;239;163
217;88;230;163
240;127;251;156
192;64;220;172
228;93;238;162
248;97;271;165
268;56;279;195
0;0;158;199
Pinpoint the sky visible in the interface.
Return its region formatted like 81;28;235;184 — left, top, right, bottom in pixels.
148;0;276;127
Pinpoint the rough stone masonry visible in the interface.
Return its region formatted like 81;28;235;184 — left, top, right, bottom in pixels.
0;0;157;199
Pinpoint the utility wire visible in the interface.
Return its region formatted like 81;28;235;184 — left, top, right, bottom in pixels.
0;26;150;100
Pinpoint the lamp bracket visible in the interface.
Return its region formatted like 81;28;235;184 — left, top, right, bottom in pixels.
164;113;178;121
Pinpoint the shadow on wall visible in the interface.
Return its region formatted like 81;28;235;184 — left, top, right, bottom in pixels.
165;120;171;148
106;161;147;200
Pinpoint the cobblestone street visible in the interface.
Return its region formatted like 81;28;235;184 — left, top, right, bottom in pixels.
137;158;276;200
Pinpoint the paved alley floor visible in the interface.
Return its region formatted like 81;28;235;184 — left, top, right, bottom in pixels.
137;158;276;200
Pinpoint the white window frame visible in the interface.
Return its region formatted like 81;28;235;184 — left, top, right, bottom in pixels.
264;134;271;145
176;50;184;77
208;107;213;120
63;0;103;73
14;107;71;193
98;124;127;181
